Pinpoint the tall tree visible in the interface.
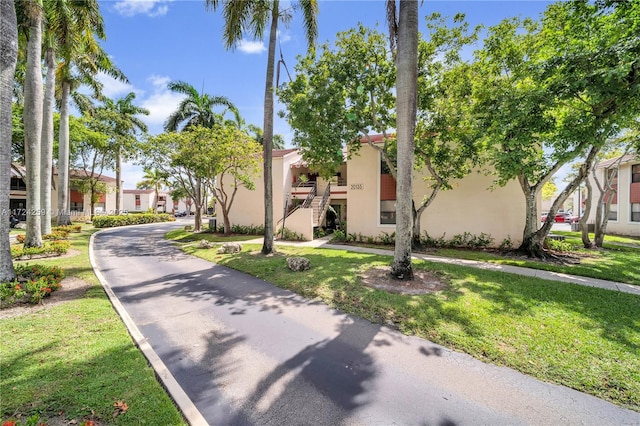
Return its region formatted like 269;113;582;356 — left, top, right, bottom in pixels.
388;0;419;280
136;167;169;214
20;0;44;247
41;0;101;232
163;80;239;132
101;92;149;213
473;1;640;257
207;0;318;254
1;0;18;282
56;3;126;225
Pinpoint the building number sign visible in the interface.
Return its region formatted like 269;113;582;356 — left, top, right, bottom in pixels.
350;183;364;190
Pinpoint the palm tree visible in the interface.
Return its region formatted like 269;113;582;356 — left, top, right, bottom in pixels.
164;80;240;132
136;168;169;213
246;123;286;149
206;0;318;254
40;0;99;234
1;0;19;282
56;6;127;225
102;93;149;212
19;0;44;247
388;0;418;280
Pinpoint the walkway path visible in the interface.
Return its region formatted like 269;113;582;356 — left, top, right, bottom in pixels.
91;223;640;425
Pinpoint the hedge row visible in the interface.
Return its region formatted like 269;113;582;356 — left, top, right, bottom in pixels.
92;213;174;228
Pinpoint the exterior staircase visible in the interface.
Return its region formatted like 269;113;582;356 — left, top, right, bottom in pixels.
311;196;330;227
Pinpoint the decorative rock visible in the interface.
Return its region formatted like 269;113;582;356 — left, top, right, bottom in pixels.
198;239;214;249
217;242;243;254
286;256;310;272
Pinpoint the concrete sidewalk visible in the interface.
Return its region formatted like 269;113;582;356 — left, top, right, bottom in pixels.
244;236;640;296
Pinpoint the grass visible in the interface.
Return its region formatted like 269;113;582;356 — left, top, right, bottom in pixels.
1;226;186;425
165;228;262;243
179;240;640;412
429;240;640;286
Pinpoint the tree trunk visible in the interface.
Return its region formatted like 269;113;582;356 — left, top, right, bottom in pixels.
0;0;18;282
23;13;43;248
391;0;418;280
517;182;544;255
40;47;55;235
261;3;279;255
115;146;121;213
580;178;593;248
56;80;72;226
193;178;202;231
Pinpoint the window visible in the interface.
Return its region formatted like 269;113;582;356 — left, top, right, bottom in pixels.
608;204;618;221
70;202;83;212
10;177;26;191
632;164;640;183
380;200;396;224
632;203;640;222
135;195;141;210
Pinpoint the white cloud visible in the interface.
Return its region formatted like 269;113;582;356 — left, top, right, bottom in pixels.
237;39;266;54
114;0;171;17
95;72;139;99
121;162;145;189
277;30;292;44
139;74;185;133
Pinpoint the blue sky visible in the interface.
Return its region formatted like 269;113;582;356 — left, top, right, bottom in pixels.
95;0;554;188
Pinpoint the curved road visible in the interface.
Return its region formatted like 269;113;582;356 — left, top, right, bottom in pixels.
91;222;639;425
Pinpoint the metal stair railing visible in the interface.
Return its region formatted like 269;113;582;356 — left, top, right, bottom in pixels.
301;182;317;208
317;183;331;225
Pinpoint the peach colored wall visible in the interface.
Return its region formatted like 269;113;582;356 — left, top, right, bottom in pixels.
347;144;528;247
281;208;313;241
221;151;302;229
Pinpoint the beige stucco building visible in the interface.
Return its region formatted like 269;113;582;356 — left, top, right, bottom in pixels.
123;189;193;214
578;154;640;236
222;138;530;246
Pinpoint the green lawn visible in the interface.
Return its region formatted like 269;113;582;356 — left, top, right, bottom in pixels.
1;227;186;425
179;240;640;412
427;238;640;286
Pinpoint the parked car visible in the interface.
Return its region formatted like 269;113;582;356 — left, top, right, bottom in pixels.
541;212;549;222
9;214;19;228
174;210;187;217
554;212;579;223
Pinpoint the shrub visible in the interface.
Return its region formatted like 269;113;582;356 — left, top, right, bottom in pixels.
332;229;346;242
499;236;514;252
92;213;173;228
278;228;306;241
43;230;69;240
53;224;82;233
0;264;65;306
546;238;574;252
378;231;395;245
11;240;70;259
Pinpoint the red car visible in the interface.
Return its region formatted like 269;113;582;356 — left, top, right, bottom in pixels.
554;212;579;223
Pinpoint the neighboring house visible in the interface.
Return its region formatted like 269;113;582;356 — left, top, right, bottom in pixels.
222;137;531;246
10;163;119;220
123;189;192;214
580;154;640;236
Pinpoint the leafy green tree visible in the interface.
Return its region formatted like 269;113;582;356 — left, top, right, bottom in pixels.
279;24;396;177
207;0;318;254
136;168;169;213
280;16;481;250
69;114;114;218
208;126;261;234
100;92;149;212
1;0;18;282
246;123;285;149
143;126;260;232
163;80;239;132
541;180;557;201
473;1;640;257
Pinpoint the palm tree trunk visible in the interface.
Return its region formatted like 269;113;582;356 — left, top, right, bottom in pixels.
0;0;18;282
23;11;44;248
261;1;279;255
391;0;418;280
57;80;72;226
40;47;55;235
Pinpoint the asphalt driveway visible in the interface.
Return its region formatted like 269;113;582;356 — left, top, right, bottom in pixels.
91;222;640;425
